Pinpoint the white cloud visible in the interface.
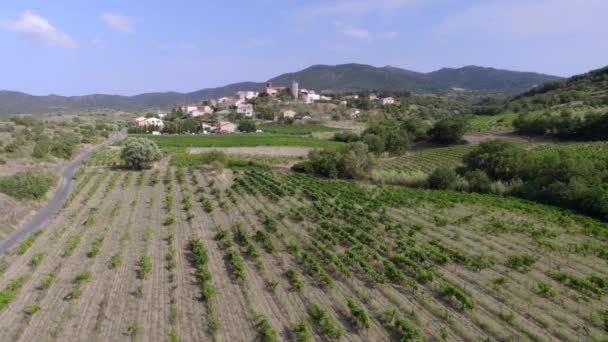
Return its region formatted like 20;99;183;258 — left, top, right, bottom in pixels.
100;12;136;33
0;10;76;48
320;42;356;53
304;0;426;16
334;22;399;41
93;37;109;48
152;41;169;50
248;38;276;47
380;31;400;39
178;42;196;49
334;22;372;40
436;0;608;39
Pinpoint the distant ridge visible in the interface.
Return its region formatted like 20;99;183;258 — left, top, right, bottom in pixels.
0;63;561;116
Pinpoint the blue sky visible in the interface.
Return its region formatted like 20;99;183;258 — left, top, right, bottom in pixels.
0;0;606;96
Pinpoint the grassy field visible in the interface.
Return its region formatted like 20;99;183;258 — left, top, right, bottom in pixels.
378;139;608;178
379;144;475;174
1;161;607;341
127;133;343;149
259;124;343;135
468;113;519;131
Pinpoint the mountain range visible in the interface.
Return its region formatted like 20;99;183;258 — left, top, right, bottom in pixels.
0;64;561;116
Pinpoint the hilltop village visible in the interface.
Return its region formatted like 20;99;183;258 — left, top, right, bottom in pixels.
132;81;397;134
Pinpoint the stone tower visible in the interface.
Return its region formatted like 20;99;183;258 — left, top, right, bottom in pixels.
291;81;299;100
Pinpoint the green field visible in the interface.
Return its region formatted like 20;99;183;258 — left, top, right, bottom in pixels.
534;141;608;163
468;113;519;131
379;145;475;174
127;134;343;150
259;124;343;135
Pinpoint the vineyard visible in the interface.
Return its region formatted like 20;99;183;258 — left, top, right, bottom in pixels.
468;113;518;131
378;145;474;174
0;155;607;341
126;134;343;150
258;124;343;135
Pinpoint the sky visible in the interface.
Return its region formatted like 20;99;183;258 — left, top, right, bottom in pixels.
0;0;607;96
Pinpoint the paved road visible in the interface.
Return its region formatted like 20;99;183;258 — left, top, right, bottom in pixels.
0;130;127;255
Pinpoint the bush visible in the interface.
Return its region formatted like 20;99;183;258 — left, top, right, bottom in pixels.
293;142;375;180
429;117;468;145
333;131;360;142
428;168;458;190
238;120;257;133
463;170;492;193
32;138;50;158
0;172;54;200
50;134;80;159
362;134;385;154
120;138;162;169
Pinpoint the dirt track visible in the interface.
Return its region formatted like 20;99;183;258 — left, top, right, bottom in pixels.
0;129;127;255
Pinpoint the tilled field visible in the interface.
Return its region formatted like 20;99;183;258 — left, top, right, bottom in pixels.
1;160;608;341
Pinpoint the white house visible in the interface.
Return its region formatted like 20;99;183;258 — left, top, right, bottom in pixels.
282;109;297;119
217;121;237;134
299;89;321;104
201;122;216;133
135;116;147;125
382;97;396;105
236;104;254;117
135;117;164;128
369;94;378;101
346;108;361;118
189;105;214;117
183;105;198;113
342;95;359;100
236;91;259;101
264;82;287;96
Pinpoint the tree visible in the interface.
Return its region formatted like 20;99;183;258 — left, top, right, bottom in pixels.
238;120;256;133
384;130;411;155
362;134;385;154
428;168;458;190
463;140;525;181
120;138;162;170
307;150;340;178
429;117;468;145
338;142;375;179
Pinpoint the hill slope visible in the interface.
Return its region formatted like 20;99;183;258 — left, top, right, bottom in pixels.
427;65;561;91
267;63;440;92
512;65;608;105
0;64;561;116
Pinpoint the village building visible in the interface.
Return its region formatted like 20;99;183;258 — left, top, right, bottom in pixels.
369;94;378;101
282;109;297;119
264;82;287;96
236;103;254;117
217;120;237;134
382;97;396;105
236;91;259;101
188;105;214;117
299;89;321;104
201;122;216;133
346;108;361;118
135;117;164;128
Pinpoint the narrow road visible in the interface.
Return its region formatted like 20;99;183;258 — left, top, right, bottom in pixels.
0;129;127;255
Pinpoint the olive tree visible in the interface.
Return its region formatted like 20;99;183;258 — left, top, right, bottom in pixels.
120;138;162;169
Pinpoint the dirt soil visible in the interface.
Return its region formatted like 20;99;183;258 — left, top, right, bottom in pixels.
188;146;315;156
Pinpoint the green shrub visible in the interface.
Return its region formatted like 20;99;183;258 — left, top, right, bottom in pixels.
39;273;57;289
0;172;54;200
74;271;92;284
24;303;41;315
293;320;312;342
